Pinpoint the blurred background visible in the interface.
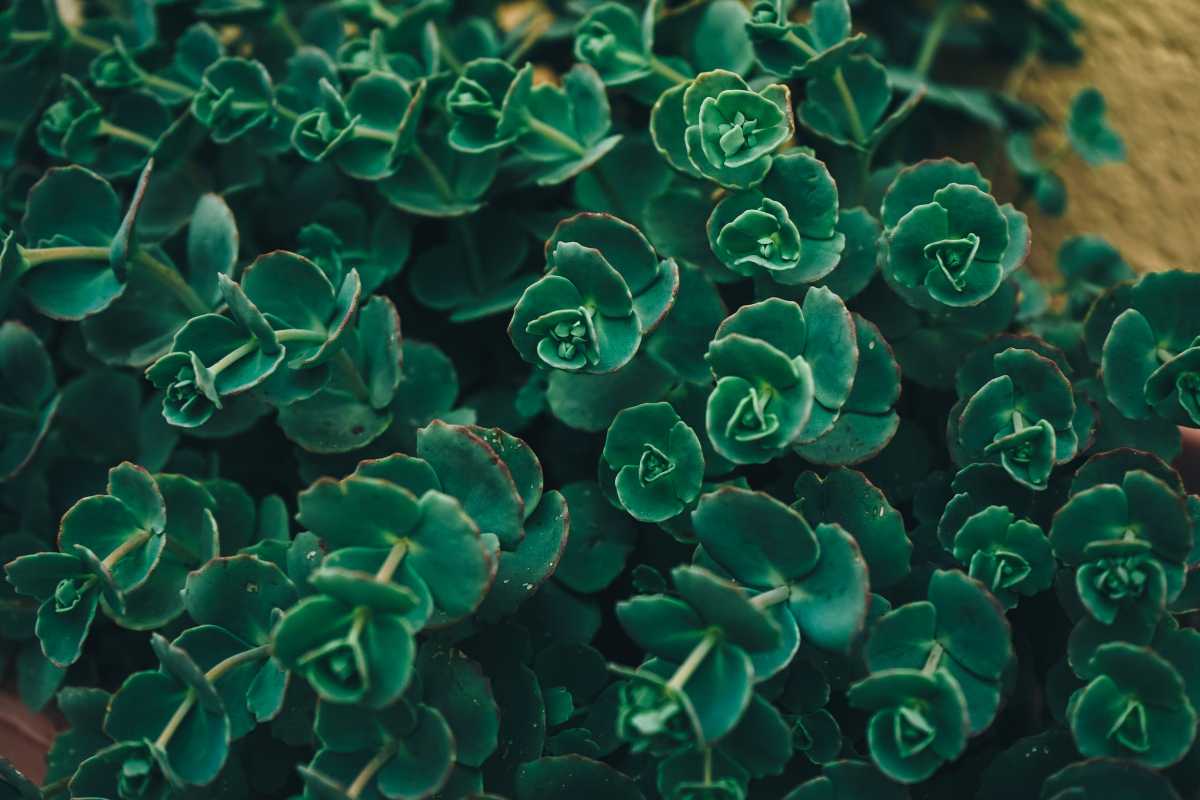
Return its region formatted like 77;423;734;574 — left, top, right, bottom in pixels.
1003;0;1199;276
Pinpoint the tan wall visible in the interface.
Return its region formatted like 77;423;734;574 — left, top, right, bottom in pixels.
1015;0;1200;276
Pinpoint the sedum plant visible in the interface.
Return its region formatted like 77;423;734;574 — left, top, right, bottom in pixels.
1;1;1194;800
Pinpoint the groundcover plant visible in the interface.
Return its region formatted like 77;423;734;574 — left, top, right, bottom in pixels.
0;0;1192;798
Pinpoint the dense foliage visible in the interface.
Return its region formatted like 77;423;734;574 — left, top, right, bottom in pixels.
1;1;1192;799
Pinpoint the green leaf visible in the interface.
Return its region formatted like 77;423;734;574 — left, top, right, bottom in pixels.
1066;88;1125;166
794;469;911;589
184;555;297;645
516;756;643;800
186;193;238;307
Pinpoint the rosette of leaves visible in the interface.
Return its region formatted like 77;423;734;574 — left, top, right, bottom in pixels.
705;292;856;464
501;63;624;187
692;487;871;654
573;1;690;90
510;213;679;374
796;55;923;154
445;58;528;154
75;187;243;370
0;0;64;70
97;631;264;791
931;462;1036;563
0;322;59;479
2;161;167;321
600;402;704;523
88;472;219;639
955;348;1081;489
299;697;455;800
192;57;278;143
292;73;426;180
90;23;224;105
276;451;495;704
37;76;168;180
1065;643;1196;768
746;0;866;79
1049;464;1192;638
145;251;361;428
651;69;793;189
1096;270;1200;427
865;570;1014;736
946;505;1053;609
70;737;182;799
880;159;1030;308
847;666;968;784
615;564;794;748
4;462;167;666
705;151;845;285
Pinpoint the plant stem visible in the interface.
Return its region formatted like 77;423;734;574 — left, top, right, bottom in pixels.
20;245;111;267
206;643;272;682
523;114;588;157
374;541;407;583
141;71;197;98
153;643;271;751
98;120;157;150
409;140;456;203
354;125;397;144
785;31;819;59
615;51;688;85
750;585;791;609
667;630;720;692
913;0;960;79
648;56;690;85
40;777;69;799
154;691;195;750
66;28;112;53
831;67;867;146
276;329;330;344
209;340;259;377
100;529;151;571
9;30;53;43
347;743;398;799
922;642;944;674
